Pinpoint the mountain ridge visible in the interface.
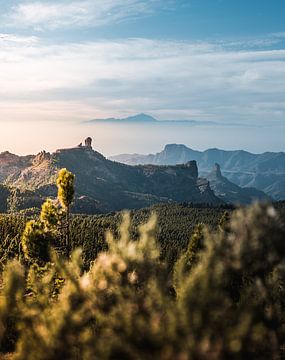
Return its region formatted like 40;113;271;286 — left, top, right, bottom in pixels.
0;139;222;214
110;144;285;200
84;113;218;125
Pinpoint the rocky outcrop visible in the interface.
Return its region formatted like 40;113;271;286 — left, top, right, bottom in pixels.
207;163;271;204
85;137;92;149
211;163;222;179
110;144;285;200
32;151;51;166
2;140;222;213
0;151;34;182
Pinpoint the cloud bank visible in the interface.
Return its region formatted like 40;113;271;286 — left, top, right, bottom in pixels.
0;35;285;124
3;0;165;30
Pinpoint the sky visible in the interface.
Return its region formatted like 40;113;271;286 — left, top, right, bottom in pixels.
0;0;285;154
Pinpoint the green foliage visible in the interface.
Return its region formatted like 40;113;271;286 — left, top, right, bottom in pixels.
0;260;24;352
20;169;76;265
1;201;285;358
173;223;204;294
219;210;231;230
57;168;75;209
12;215;178;360
178;203;285;358
21;220;51;265
6;187;42;214
0;203;227;271
0;184;10;213
7;188;20;214
40;199;60;230
56;168;75;256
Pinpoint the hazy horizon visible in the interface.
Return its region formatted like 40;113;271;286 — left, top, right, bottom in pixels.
0;0;285;154
1;120;285;157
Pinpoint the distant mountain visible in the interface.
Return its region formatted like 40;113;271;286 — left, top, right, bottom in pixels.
85;113;217;125
207;163;271;204
110;144;285;200
86;113;157;124
0;139;221;214
110;144;203;165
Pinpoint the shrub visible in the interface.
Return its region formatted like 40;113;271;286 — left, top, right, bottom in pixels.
1;184;285;358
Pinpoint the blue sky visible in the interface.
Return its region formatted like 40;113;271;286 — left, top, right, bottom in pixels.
0;0;285;153
2;0;285;41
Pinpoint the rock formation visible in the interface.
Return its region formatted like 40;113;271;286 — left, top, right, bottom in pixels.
32;151;51;166
85;137;92;149
207;163;271;204
212;163;222;179
110;143;285;200
2;140;222;213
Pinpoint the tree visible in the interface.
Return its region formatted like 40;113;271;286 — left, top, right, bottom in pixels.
21;169;75;265
3;196;285;358
178;203;285;358
21;220;50;265
57;169;75;256
173;223;204;295
40;199;60;231
57;168;75;210
7;188;20;214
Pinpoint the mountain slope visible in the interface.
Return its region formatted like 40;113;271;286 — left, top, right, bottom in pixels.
207;164;271;204
0;151;34;182
1;140;222;213
110;144;285;200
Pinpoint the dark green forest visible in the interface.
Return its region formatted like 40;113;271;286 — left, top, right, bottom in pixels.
0;169;285;359
0;203;233;272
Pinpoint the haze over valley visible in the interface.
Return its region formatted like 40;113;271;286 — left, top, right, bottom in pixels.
2;116;285;156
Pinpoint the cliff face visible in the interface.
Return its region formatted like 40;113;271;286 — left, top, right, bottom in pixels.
6;150;57;190
53;146;220;212
2;142;221;213
110;144;285;200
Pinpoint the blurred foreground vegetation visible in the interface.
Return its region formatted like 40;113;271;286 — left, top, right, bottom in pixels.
0;170;285;359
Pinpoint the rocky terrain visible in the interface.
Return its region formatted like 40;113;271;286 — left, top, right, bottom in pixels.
206;163;271;204
0;151;34;182
0;139;221;214
110;144;285;200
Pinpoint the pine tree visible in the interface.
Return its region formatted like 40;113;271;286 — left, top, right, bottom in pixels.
2;191;285;358
57;169;75;256
21;220;50;265
21;169;75;265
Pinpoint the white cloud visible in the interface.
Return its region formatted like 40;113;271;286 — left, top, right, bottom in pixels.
0;36;285;123
5;0;163;30
0;33;38;44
